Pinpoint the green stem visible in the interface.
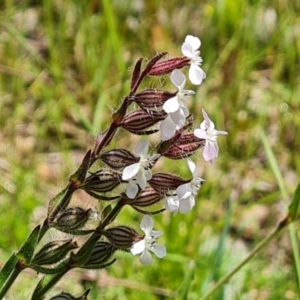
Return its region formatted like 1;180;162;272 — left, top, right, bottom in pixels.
31;200;126;298
31;267;70;300
199;221;286;300
0;263;23;299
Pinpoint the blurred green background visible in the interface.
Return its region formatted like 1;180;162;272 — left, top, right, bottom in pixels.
0;0;299;299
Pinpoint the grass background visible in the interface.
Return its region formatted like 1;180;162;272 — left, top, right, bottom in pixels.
0;0;300;299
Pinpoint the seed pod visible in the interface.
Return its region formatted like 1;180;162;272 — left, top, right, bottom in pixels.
100;149;139;169
32;238;78;265
83;241;116;269
50;289;90;300
83;169;121;193
149;173;189;194
102;226;139;249
52;207;96;231
128;186;163;207
121;109;165;135
148;57;190;76
159;133;205;159
131;89;176;111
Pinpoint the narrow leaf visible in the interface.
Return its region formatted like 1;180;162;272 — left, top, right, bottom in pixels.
69;150;92;183
288;183;300;222
16;225;41;263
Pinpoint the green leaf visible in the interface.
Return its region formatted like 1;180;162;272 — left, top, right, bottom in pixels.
0;253;19;287
16;225;41;263
48;185;73;217
177;261;195;300
288;183;300;222
29;261;69;275
69;150;91;183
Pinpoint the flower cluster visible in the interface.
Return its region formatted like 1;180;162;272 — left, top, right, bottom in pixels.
6;34;228;300
84;34;226;264
50;35;227;267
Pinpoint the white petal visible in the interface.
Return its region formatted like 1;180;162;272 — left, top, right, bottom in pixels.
163;96;180;113
136;172;147;190
189;64;206;85
181;105;189;118
216;130;228;136
171;69;186;89
170;110;185;128
160;117;176;141
150;230;163;238
153;244;166;258
181;42;194;58
165;196;180;212
140;249;152;265
122;163;140;180
201;109;213;128
130;239;145;255
185;35;201;51
140;215;153;234
179;196;195;214
187;159;196;175
177;184;192;199
203;140;218;162
126;181;139;199
194;128;209;139
135;140;149;156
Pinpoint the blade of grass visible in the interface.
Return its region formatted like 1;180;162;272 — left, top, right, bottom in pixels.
259;128;300;291
101;0;126;74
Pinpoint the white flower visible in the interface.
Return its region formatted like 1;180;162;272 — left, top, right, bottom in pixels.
165;160;204;214
160;69;194;141
194;109;228;163
130;215;166;265
181;35;206;85
122;140;160;199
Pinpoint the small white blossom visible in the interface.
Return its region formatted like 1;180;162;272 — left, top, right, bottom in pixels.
165;160;204;214
160;69;194;141
194;109;228;163
122;140;160;199
130;215;166;265
181;35;206;85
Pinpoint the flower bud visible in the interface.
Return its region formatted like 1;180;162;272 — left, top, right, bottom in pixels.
32;238;78;265
52;207;96;231
128;186;163;207
102;226;139;249
50;289;90;300
121;109;165;135
100;149;139;169
131;89;176;111
149;173;189;194
148;57;190;76
159;133;205;159
83;169;121;193
83;241;116;269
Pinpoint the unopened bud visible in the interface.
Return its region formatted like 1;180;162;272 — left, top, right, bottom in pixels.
149;173;189;194
159;133;205;159
131;89;176;111
102;226;139;249
32;238;78;265
83;169;121;193
128;186;163;207
148;57;190;76
52;207;96;231
83;241;116;269
50;289;90;300
100;149;139;169
121;109;165;135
